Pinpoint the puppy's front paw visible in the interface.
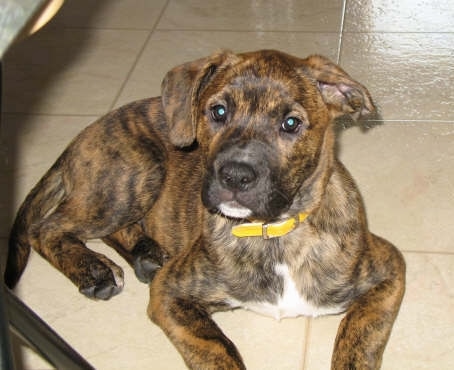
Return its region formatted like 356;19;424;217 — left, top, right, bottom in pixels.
132;238;168;283
78;258;124;300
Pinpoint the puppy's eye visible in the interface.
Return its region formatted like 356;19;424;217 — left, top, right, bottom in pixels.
211;105;228;123
281;117;302;133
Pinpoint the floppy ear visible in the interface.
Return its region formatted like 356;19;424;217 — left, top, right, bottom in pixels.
301;55;376;120
161;51;237;147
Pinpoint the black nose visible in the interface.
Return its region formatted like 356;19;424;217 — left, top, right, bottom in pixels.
219;162;257;191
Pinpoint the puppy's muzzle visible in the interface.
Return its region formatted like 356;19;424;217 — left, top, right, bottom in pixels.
202;140;288;220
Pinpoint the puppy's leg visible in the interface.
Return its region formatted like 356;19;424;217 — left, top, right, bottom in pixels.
31;203;125;300
331;237;405;370
35;234;124;300
103;224;169;283
147;250;245;370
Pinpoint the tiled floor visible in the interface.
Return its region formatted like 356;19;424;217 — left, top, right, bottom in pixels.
1;0;453;369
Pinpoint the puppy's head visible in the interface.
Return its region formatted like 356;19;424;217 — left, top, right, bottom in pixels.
162;50;375;221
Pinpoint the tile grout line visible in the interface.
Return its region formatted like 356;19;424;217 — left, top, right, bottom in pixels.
108;0;172;112
48;26;454;35
108;30;152;111
154;28;341;34
401;250;454;256
301;317;312;370
107;27;454;35
336;0;347;64
1;112;101;118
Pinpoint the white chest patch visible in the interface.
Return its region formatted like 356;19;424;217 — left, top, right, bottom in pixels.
229;264;344;321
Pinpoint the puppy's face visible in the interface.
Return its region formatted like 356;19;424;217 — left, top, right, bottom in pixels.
199;53;331;221
161;50;374;221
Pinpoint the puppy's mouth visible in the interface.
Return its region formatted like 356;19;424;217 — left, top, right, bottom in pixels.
218;201;253;220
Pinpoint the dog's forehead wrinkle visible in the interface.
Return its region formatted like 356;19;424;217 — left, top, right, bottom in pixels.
227;76;314;121
230;90;293;126
230;74;291;96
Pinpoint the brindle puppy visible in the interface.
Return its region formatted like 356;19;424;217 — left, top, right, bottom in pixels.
5;50;405;369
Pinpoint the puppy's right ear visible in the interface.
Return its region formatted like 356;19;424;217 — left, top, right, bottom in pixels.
161;51;237;147
300;55;376;121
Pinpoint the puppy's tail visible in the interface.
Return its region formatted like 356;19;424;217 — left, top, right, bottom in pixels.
4;164;65;289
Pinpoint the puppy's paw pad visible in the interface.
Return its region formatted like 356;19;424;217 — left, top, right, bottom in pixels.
133;257;161;283
79;261;124;300
79;279;123;300
132;238;168;284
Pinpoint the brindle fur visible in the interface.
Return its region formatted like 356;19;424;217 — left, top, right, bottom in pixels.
5;50;405;369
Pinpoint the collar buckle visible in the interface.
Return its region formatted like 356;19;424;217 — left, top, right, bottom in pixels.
262;223;270;240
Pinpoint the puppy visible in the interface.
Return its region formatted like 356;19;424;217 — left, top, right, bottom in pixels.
5;50;405;369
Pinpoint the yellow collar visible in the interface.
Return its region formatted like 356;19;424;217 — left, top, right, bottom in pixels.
231;212;308;239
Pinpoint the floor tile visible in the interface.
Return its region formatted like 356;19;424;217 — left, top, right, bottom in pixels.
50;0;168;30
14;342;53;370
303;314;340;370
3;27;149;115
0;114;97;236
115;30;339;106
345;0;454;32
338;122;454;253
158;0;343;32
304;252;454;370
340;32;454;121
215;310;307;370
381;252;454;369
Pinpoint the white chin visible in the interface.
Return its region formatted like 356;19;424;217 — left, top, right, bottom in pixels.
219;202;252;219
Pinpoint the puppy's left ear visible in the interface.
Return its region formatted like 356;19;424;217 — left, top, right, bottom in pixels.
301;55;376;120
161;51;238;147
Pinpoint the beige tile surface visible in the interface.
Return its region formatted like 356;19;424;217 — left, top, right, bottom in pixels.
305;252;454;370
382;253;454;369
1;0;453;369
157;0;344;32
344;0;454;32
50;0;168;29
338;123;454;253
340;33;454;121
215;311;307;370
3;27;149;115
